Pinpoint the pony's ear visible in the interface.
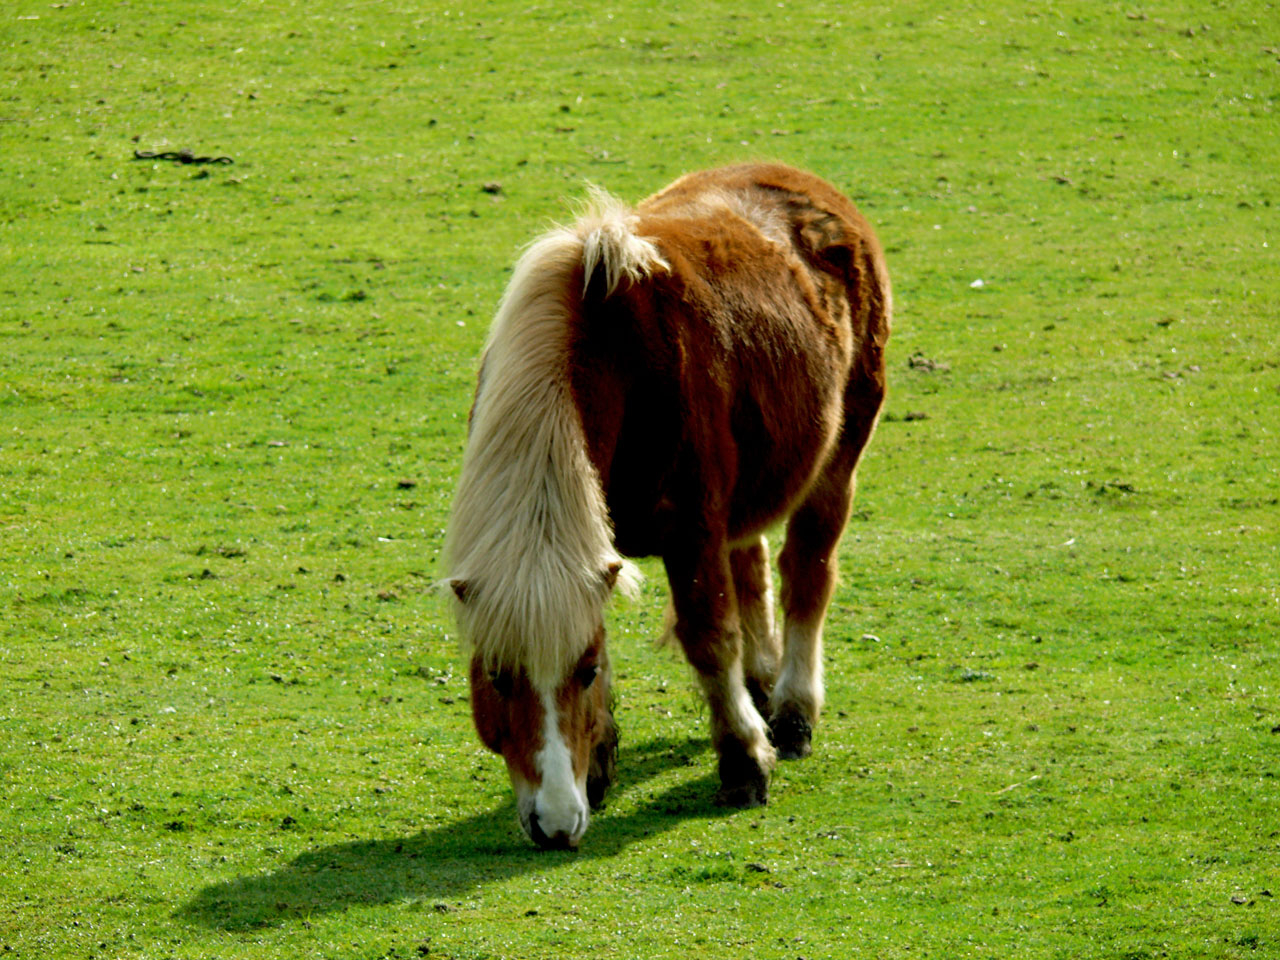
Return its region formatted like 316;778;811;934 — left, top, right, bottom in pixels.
602;561;624;592
450;578;471;603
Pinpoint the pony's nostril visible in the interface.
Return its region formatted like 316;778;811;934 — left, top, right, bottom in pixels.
527;811;575;850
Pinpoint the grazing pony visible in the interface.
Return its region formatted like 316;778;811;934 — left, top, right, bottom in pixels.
446;164;890;849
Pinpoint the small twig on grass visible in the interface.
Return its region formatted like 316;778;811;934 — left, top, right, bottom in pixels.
133;149;234;165
993;774;1041;795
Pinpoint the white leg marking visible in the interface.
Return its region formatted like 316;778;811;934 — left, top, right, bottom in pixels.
771;615;825;719
699;659;776;771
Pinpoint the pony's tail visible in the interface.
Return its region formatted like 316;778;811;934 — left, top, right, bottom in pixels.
576;186;670;298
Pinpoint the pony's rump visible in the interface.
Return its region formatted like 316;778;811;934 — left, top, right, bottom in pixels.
567;164;890;555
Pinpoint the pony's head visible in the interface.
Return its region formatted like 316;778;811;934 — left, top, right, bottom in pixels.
449;565;626;849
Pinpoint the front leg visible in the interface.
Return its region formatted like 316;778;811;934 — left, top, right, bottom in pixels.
586;712;618;810
664;538;776;807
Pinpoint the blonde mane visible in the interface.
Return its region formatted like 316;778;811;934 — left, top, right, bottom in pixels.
445;191;664;688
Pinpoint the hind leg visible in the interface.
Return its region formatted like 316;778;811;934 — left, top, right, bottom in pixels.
665;537;775;807
731;535;781;717
772;451;860;760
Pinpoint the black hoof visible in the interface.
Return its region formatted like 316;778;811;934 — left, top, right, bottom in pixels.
586;718;618;810
714;736;770;808
770;706;813;760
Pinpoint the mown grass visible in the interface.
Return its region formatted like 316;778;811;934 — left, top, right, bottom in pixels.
2;0;1277;957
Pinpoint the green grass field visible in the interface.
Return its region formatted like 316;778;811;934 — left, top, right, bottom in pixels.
2;1;1277;957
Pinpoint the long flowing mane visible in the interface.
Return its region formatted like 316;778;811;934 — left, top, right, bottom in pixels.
445;192;659;687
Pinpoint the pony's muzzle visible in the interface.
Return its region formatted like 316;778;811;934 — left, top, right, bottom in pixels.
518;790;587;850
527;809;581;850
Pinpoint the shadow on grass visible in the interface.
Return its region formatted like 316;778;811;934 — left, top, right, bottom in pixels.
181;735;730;930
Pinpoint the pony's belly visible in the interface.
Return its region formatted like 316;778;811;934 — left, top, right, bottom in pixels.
607;448;827;559
609;495;677;559
726;460;827;543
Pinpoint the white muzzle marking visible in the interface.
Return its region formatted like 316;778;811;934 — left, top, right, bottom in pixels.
522;688;588;846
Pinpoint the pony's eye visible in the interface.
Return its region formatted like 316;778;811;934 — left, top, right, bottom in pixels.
576;664;601;689
489;670;514;698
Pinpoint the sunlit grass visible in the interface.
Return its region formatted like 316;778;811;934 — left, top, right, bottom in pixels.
2;0;1276;957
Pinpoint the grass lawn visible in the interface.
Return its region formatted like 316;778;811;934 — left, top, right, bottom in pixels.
2;1;1277;957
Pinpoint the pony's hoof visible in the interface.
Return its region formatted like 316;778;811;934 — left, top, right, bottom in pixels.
770;706;813;760
715;738;770;808
715;778;769;808
587;720;619;810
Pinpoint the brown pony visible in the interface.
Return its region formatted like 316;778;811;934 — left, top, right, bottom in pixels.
445;164;890;848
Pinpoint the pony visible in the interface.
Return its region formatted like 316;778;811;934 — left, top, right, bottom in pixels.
445;163;890;849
